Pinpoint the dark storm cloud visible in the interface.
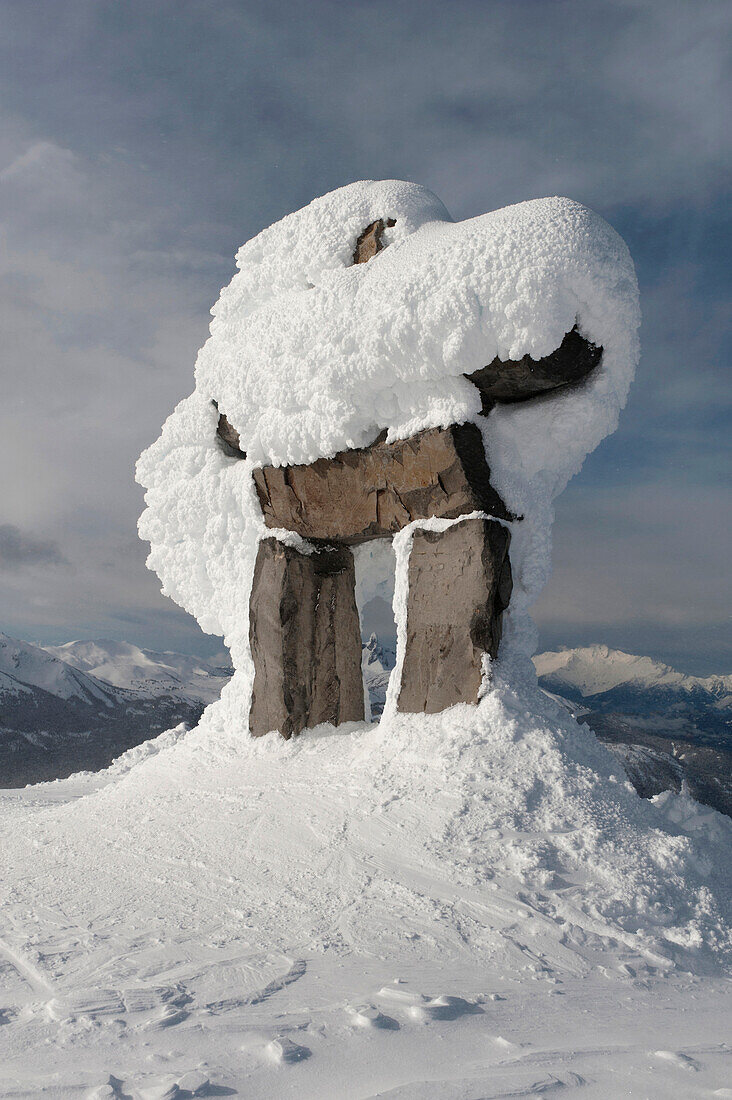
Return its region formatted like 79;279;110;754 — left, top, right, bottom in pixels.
0;525;67;571
0;0;729;670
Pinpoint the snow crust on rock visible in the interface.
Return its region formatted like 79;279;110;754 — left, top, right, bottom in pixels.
136;179;640;729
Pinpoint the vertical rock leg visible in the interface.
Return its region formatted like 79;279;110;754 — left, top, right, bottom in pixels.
397;517;512;714
249;538;365;737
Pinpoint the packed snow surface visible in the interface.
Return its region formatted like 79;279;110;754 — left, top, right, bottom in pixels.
1;674;730;1095
136;180;641;733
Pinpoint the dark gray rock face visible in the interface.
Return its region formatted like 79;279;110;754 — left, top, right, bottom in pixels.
397;517;512;714
213;402;246;458
466;328;602;413
252;424;511;544
248;538;365;738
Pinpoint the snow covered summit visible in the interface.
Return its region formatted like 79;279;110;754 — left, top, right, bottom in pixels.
45;638;232;704
535;644;732;709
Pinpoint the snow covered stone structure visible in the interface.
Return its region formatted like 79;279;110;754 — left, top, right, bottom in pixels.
137;181;640;740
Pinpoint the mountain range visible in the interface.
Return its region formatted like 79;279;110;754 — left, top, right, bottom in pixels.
1;632;730;816
0;633;231;786
362;632;397;717
534;645;731;817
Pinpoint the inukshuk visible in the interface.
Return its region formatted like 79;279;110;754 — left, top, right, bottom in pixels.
214;222;601;737
137;181;639;742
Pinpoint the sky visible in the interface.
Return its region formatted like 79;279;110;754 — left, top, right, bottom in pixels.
1;0;729;675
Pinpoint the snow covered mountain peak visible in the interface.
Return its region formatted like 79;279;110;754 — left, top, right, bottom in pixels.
362;632;396;671
0;631;119;706
44;638;232;704
534;645;732;703
0;633;233;786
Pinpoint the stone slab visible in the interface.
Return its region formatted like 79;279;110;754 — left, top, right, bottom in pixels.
353;218;396;264
466;327;602;412
252;423;511;544
248;538;364;738
397;516;512;714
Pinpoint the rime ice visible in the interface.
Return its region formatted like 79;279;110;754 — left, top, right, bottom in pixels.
136;180;640;729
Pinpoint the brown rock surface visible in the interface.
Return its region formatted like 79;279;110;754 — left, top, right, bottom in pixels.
397;517;512;714
248;538;364;738
353;218;396;264
466;327;602;413
252;423;511;544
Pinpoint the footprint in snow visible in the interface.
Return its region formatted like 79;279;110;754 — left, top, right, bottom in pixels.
85;1078;127;1100
491;1035;523;1053
48;988;125;1023
133;1079;181;1100
348;1004;399;1029
175;1070;214;1096
85;1085;116;1100
87;1070;217;1100
123;985;188;1015
266;1036;311;1064
138;1003;190;1032
418;995;482;1021
376;986;481;1022
653;1050;700;1072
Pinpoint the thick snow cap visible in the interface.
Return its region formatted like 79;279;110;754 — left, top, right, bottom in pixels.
137;180;640;718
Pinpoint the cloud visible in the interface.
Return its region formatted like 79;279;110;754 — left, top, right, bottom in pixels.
0;525;68;571
533;481;731;634
0;140;78;183
0;0;728;670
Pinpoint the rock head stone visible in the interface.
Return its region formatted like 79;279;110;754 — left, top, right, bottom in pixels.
466;327;602;413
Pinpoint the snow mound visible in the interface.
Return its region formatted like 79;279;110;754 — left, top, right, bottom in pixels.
1;678;730;1093
2;675;729;979
136;180;640;729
